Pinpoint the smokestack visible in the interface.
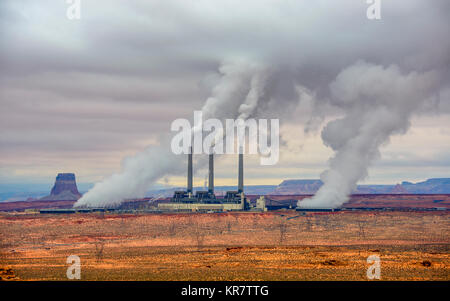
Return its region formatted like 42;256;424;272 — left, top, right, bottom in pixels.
208;151;214;193
187;146;193;193
238;146;243;193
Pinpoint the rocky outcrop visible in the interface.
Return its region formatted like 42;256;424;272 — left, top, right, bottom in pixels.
401;178;450;194
390;184;409;194
275;179;323;194
40;173;81;201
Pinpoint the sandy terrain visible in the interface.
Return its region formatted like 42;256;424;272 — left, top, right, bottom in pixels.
0;210;448;280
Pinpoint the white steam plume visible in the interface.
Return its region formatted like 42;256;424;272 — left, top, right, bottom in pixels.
298;61;439;208
74;60;271;207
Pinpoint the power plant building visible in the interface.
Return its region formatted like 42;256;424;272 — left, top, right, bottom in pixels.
158;148;250;212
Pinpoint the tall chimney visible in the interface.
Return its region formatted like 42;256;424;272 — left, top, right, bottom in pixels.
187;146;193;193
238;146;244;193
208;151;214;193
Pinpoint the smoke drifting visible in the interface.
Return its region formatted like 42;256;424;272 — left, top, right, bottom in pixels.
74;60;272;207
76;58;444;208
62;2;449;208
75;57;445;208
298;61;440;208
200;61;271;121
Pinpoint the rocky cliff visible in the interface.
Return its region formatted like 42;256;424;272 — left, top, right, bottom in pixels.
275;179;323;194
40;173;81;201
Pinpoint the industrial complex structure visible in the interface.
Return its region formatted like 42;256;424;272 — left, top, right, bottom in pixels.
34;151;450;215
158;148;255;212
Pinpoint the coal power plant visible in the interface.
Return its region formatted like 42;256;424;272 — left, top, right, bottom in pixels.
158;148;256;212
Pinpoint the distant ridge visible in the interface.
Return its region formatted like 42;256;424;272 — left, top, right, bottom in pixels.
400;178;450;194
1;177;449;202
273;178;450;195
145;178;450;197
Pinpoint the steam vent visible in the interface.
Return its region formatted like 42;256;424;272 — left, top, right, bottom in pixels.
40;173;82;201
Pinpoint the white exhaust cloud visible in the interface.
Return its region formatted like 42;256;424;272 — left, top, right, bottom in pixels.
298;61;440;208
74;60;272;207
75;59;443;208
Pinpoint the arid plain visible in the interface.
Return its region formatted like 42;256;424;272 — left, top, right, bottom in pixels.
0;210;448;281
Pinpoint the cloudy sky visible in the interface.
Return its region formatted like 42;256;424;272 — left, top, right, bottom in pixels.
1;0;449;189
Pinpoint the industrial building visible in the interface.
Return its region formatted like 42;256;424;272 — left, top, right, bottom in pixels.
158;148;256;212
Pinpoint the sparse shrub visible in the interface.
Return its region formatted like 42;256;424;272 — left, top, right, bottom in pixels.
193;223;205;250
322;259;340;266
322;215;330;229
278;221;287;244
227;221;232;233
168;222;176;236
95;240;105;262
305;216;312;231
421;260;432;267
253;214;258;227
357;220;367;239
